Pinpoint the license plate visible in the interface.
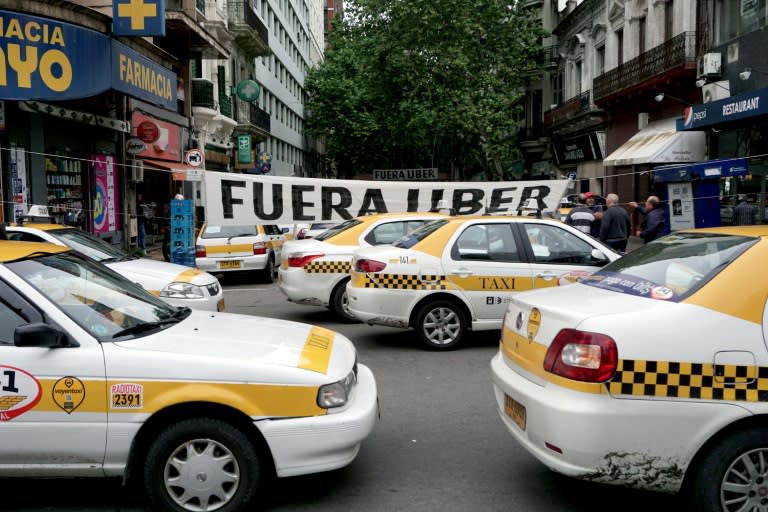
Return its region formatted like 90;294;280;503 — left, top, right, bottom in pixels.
217;299;225;312
219;260;241;269
504;394;526;431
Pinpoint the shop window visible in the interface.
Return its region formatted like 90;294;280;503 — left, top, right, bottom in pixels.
45;152;83;226
718;0;766;42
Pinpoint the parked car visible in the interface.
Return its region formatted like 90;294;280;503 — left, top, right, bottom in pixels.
0;240;378;512
279;213;446;321
6;223;225;312
491;225;768;510
347;215;620;349
195;223;285;283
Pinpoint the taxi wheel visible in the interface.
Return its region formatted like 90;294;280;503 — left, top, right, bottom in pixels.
261;255;276;284
144;417;263;512
331;279;358;323
414;300;466;350
692;427;768;511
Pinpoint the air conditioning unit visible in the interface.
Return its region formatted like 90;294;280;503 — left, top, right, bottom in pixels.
128;159;144;183
702;81;730;103
697;53;722;79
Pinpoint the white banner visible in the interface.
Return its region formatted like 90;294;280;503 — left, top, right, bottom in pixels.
203;171;569;225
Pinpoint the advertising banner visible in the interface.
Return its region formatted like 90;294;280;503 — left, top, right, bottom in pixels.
10;146;27;222
203;172;569;225
92;155;119;233
131;112;181;161
0;10;112;101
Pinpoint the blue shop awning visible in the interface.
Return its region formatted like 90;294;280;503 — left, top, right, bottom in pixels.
653;158;749;182
679;88;768;130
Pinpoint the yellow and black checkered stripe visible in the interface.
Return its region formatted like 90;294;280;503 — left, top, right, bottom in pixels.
362;274;447;290
607;359;768;402
304;261;351;274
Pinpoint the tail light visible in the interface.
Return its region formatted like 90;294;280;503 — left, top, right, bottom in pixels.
253;242;267;255
543;328;617;382
354;259;387;273
287;253;324;267
195;245;206;258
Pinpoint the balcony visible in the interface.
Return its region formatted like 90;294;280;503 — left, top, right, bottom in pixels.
229;0;270;58
162;0;229;58
538;45;558;69
233;97;271;140
593;32;696;103
544;90;598;128
192;79;215;109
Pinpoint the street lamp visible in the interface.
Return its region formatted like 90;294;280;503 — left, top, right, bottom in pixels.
739;67;768;80
654;92;691;106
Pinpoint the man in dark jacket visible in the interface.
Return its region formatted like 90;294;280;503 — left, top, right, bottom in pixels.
599;193;631;251
630;196;665;243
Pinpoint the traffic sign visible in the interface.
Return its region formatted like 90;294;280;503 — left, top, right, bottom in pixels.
185;149;204;167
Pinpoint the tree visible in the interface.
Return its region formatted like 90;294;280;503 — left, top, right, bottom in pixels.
305;0;547;179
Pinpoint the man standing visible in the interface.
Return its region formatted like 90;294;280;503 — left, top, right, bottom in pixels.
564;193;596;235
599;193;631;252
584;192;604;238
733;194;756;225
136;192;147;252
629;196;665;243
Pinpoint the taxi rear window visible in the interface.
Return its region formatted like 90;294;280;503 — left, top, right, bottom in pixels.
581;232;756;301
314;219;362;241
392;220;449;249
201;225;258;239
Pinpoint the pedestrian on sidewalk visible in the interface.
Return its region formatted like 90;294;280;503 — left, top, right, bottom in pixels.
599;193;631;252
136;192;147;252
733;194;756;225
629;196;665;244
584;192;604;238
564;193;596;235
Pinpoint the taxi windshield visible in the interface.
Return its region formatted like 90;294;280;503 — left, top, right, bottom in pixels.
50;228;128;263
314;219;362;241
8;251;180;340
582;232;756;300
392;220;449;249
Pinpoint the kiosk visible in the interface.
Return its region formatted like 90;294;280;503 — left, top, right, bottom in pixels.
653;158;748;232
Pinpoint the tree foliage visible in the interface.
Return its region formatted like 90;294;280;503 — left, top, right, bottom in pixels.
305;0;547;179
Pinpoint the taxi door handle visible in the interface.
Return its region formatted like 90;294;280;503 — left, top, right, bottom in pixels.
451;268;474;277
536;271;557;280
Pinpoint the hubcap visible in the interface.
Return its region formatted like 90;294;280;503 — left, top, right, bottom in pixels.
164;438;240;512
721;448;768;511
422;307;461;345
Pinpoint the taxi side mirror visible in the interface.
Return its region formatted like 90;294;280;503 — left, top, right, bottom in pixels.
14;323;78;348
591;249;609;263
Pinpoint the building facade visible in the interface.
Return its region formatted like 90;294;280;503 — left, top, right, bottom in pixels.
522;0;768;228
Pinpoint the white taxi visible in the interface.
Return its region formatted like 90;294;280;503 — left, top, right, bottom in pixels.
6;223;224;312
279;213;446;321
195;223;285;283
347;216;619;349
0;241;377;511
491;226;768;510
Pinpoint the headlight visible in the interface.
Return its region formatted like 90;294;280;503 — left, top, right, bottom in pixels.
160;282;205;299
317;370;357;409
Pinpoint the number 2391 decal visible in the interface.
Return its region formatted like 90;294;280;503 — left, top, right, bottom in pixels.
110;383;144;409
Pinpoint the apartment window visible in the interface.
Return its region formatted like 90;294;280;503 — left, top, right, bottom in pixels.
595;45;605;75
638;16;646;54
575;61;582;95
616;28;624;66
717;0;765;42
664;1;674;40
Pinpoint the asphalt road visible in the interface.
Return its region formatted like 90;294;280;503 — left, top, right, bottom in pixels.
4;274;680;511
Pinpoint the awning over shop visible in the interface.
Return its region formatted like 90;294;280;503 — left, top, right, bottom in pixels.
140;158;203;181
653;158;749;182
679;87;768;130
603;118;706;167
